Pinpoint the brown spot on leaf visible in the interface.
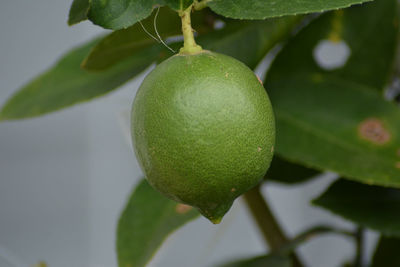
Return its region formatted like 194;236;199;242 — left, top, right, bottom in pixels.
231;188;236;192
257;147;262;152
397;149;400;157
396;162;400;169
225;72;229;78
175;204;192;214
358;118;391;145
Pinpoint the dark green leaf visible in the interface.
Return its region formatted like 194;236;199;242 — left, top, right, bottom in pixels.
372;236;400;267
266;156;319;185
265;0;400;187
117;179;199;267
83;8;213;70
313;179;400;236
0;39;161;120
68;0;90;25
198;16;302;69
208;0;373;20
268;0;399;91
217;255;291;267
164;0;194;11
88;0;193;30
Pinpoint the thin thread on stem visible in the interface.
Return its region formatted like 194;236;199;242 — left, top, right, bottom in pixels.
139;21;159;43
153;7;176;53
138;8;176;53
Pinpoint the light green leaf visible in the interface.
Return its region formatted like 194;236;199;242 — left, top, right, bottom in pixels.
208;0;373;20
313;179;400;236
217;255;291;267
68;0;90;25
117;179;199;267
265;0;400;187
0;39;161;120
372;236;400;267
266;156;319;185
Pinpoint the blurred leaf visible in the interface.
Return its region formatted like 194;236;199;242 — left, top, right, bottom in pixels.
279;226;353;254
208;0;373;20
372;236;400;267
198;16;303;69
68;0;90;25
83;8;213;70
217;255;291;267
265;0;400;187
267;0;399;91
117;179;199;267
266;156;319;185
313;179;400;236
88;0;193;30
0;39;162;120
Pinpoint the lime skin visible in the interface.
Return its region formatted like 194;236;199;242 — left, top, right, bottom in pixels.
131;50;275;223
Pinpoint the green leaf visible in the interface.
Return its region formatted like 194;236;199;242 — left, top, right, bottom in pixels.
313;179;400;237
372;236;400;267
0;39;161;120
117;179;199;267
266;156;319;185
198;16;302;69
208;0;373;20
217;255;291;267
68;0;90;25
88;0;164;30
88;0;193;30
83;8;212;71
265;0;400;187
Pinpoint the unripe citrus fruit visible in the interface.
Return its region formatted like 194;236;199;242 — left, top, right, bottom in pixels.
131;51;275;223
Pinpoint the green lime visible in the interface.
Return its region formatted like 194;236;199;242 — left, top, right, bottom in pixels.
131;50;275;223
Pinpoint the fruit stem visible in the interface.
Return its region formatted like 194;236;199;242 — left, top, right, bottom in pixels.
179;5;203;55
243;184;304;267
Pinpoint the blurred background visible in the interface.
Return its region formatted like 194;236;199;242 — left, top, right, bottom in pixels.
0;1;379;267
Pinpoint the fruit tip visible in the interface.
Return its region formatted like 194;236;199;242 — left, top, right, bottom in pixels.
210;217;222;224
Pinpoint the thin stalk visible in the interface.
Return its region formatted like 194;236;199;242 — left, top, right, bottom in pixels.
179;6;202;54
243;184;304;267
354;227;364;267
193;0;211;10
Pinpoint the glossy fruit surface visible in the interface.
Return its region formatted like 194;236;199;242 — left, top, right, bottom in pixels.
131;51;275;223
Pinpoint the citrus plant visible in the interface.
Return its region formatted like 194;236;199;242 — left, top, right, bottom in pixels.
1;0;400;266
